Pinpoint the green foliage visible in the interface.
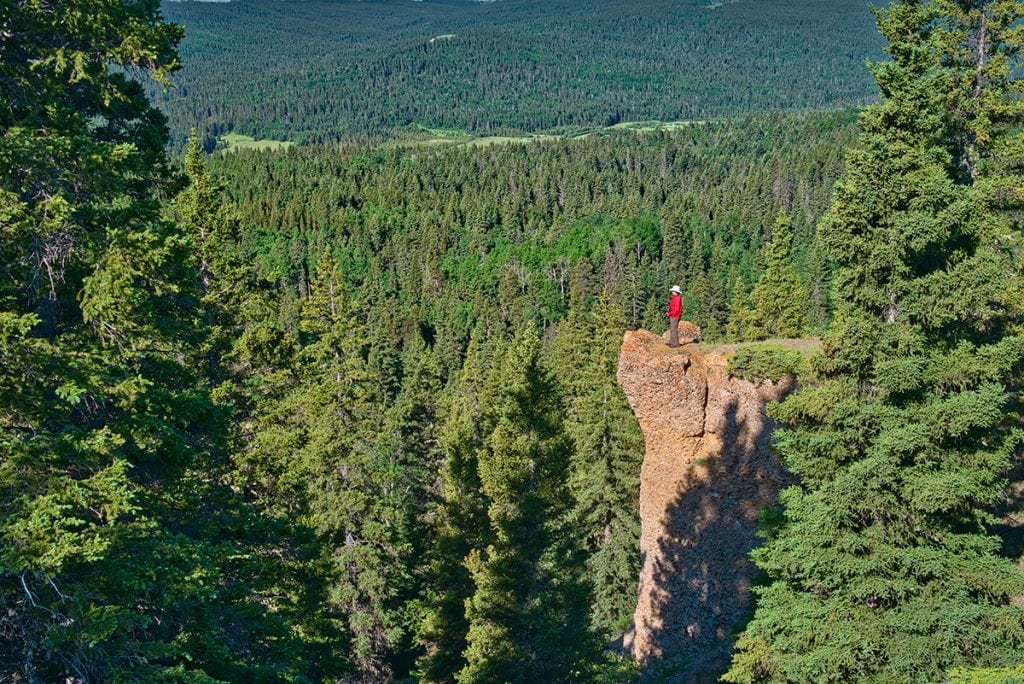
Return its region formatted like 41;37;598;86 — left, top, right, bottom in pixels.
415;329;493;682
22;0;1024;680
544;282;646;644
726;1;1024;681
555;295;645;638
0;2;314;680
461;327;596;681
178;109;861;680
745;213;809;339
210;112;857;343
726;274;752;342
950;665;1024;684
266;252;430;679
727;345;802;383
154;0;883;146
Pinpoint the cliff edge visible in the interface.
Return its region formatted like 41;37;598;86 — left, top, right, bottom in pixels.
618;330;804;680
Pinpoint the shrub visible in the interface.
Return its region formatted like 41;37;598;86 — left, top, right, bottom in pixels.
727;344;802;383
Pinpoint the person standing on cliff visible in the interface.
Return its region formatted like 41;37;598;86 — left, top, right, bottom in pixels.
667;285;683;347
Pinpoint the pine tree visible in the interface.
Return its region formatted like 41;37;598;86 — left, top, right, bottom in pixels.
726;2;1024;681
641;294;668;335
171;132;242;382
564;296;645;637
745;212;808;339
726;273;753;342
288;252;410;680
0;2;307;680
549;276;597;400
458;327;595;683
416;329;492;682
803;237;831;333
661;211;689;284
375;335;444;675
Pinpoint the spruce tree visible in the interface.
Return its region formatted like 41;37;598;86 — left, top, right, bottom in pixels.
661;211;689;284
289;252;410;680
1;2;306;679
726;274;753;342
727;2;1024;681
173;145;351;677
745;212;808;339
549;277;597;400
803;237;831;333
564;296;645;637
417;329;492;682
375;335;444;674
171;133;241;382
458;327;595;683
641;294;668;335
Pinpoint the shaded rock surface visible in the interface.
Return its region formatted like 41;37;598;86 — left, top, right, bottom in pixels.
618;330;800;681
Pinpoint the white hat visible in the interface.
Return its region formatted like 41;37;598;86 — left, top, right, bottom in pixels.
670;285;682;294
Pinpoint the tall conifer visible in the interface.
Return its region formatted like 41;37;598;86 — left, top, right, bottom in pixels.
290;253;415;680
746;212;808;339
726;274;754;342
565;296;645;637
727;2;1024;681
417;329;492;682
1;2;304;679
459;327;594;682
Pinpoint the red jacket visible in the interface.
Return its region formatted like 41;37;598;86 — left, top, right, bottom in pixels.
668;293;683;319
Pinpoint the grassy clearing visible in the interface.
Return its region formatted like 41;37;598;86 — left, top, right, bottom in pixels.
609;119;709;132
239;119;713;153
460;133;565;147
220;133;294;152
395;119;711;148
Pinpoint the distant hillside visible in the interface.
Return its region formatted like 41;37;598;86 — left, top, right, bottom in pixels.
154;0;883;147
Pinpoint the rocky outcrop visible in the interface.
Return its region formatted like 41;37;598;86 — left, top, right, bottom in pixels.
618;330;798;681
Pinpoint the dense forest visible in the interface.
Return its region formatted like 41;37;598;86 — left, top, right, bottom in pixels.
209;112;857;346
3;0;1024;682
154;0;884;147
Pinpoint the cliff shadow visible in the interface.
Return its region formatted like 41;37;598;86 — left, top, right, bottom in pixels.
639;394;791;683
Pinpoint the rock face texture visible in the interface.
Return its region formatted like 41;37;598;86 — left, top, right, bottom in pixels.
618;330;795;680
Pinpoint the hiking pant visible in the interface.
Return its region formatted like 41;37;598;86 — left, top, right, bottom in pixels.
669;317;680;346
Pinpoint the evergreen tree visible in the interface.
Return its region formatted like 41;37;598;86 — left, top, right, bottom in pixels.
178;150;351;677
416;329;492;682
727;2;1024;681
171;132;242;382
289;252;410;680
549;276;597;400
745;212;808;339
0;2;307;679
640;294;668;335
803;236;831;333
726;273;753;342
458;327;595;683
692;240;729;340
661;211;689;284
564;296;645;637
375;335;444;675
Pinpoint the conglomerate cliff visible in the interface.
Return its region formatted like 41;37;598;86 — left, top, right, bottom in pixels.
617;330;805;680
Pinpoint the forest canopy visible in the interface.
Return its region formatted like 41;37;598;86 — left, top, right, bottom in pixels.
154;0;884;147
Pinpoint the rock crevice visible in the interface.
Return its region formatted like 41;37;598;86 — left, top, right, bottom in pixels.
617;330;795;680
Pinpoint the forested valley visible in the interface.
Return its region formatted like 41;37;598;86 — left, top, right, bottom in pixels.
3;0;1024;683
155;0;883;148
